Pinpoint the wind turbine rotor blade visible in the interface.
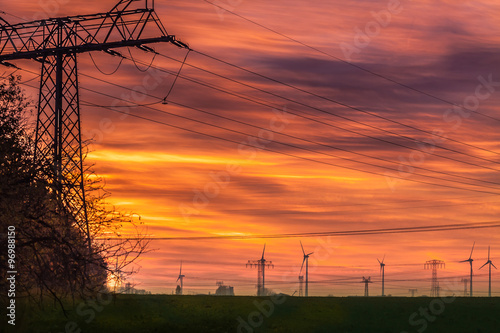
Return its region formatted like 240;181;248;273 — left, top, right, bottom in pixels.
300;241;305;256
469;241;475;259
307;252;314;256
479;262;488;270
300;257;306;275
382;254;385;263
488;246;490;261
377;258;381;265
492;262;497;270
262;244;266;259
459;259;469;263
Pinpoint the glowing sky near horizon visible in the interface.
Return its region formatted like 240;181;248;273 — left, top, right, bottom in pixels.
2;0;500;296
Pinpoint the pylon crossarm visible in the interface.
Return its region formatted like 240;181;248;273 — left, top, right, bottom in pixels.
0;7;182;62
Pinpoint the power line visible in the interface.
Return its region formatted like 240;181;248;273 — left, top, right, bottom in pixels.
6;5;500;163
81;86;500;192
127;48;157;72
16;66;500;194
96;220;500;240
14;54;487;183
162;49;190;102
6;3;500;298
75;57;500;190
83;100;500;195
0;10;25;22
89;51;124;75
123;53;500;173
185;50;500;163
166;100;500;189
202;0;500;126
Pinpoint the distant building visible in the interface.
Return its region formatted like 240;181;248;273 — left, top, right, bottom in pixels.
119;282;151;295
215;281;234;296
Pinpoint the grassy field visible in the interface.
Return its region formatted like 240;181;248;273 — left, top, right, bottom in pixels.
3;295;499;333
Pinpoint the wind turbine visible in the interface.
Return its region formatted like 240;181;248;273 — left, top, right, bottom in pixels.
176;261;185;295
261;244;266;296
378;255;386;297
300;241;314;297
460;241;475;297
479;246;497;297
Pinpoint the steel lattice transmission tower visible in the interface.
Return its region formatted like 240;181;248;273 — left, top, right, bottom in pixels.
298;275;304;297
361;276;372;297
246;244;274;296
0;0;188;249
424;259;445;297
460;278;469;297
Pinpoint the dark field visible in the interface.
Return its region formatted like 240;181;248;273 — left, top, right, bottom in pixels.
3;295;499;333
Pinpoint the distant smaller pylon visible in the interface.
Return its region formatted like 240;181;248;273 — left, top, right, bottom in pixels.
361;276;372;296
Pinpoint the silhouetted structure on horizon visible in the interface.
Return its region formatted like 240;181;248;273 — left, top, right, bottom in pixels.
247;244;274;296
362;277;372;296
460;242;475;297
215;281;234;296
479;246;497;297
425;259;445;297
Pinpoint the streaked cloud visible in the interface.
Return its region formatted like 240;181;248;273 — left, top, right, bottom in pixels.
2;0;500;296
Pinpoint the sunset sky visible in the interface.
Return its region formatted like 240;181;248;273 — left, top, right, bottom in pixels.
2;0;500;296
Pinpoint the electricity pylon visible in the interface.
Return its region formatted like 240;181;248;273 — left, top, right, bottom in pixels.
460;278;469;297
113;256;124;293
298;275;304;297
424;259;445;297
0;0;188;250
361;276;372;296
246;244;274;296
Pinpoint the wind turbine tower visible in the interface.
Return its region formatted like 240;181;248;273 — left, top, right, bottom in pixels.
247;244;274;296
362;276;372;296
424;259;445;297
479;246;497;297
176;261;185;295
378;256;386;296
460;242;475;297
300;241;314;297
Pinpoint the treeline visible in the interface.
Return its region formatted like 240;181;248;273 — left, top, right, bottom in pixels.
0;75;148;309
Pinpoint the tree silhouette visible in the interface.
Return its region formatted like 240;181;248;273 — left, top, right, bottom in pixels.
0;75;149;310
